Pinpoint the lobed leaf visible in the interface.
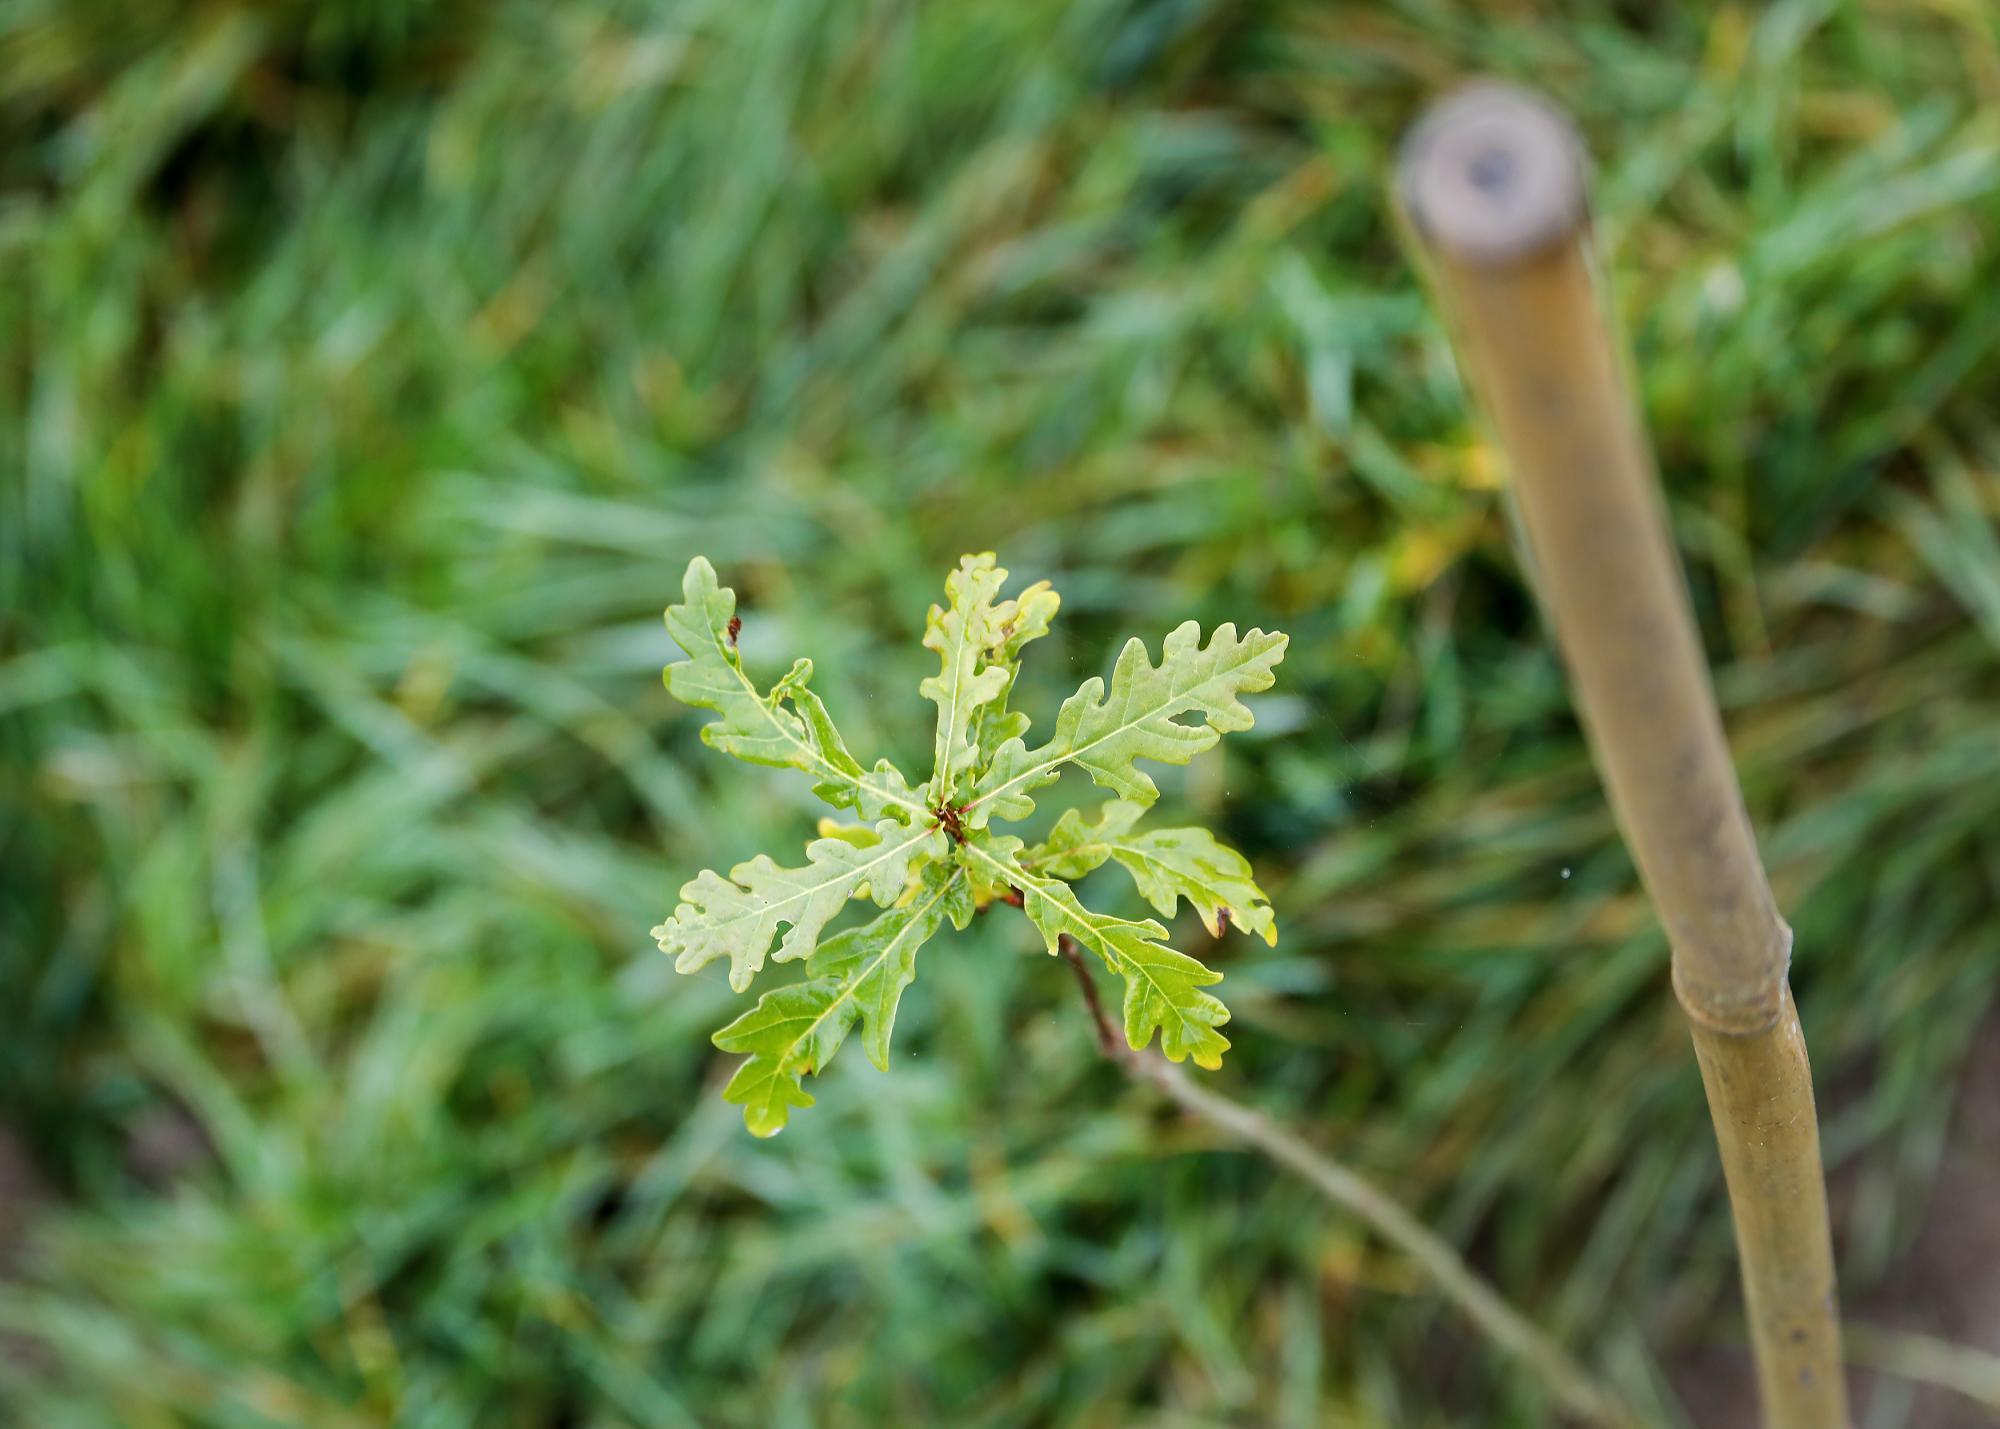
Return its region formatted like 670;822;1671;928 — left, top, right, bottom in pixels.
653;821;944;993
664;557;925;821
967;576;1061;765
1025;800;1276;945
963;834;1231;1069
965;620;1286;827
919;554;1012;806
712;863;972;1136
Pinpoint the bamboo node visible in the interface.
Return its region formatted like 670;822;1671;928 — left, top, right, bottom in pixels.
1670;920;1792;1036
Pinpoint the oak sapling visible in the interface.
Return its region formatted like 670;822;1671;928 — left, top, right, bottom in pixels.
654;554;1287;1136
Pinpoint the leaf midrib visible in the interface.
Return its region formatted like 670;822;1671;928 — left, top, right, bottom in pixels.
963;639;1273;815
689;826;934;937
717;636;927;816
931;604;979;800
765;870;962;1083
963;841;1209;1048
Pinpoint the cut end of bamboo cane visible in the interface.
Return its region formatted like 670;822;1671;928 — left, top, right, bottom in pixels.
1398;83;1587;265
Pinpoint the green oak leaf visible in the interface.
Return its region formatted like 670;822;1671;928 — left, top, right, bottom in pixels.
968;577;1061;763
1024;799;1276;945
962;834;1232;1069
919;554;1012;806
712;863;973;1136
964;619;1287;827
653;821;943;993
665;557;925;821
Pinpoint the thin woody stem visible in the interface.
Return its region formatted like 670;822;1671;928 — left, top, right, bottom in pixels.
1055;936;1119;1058
1057;937;1645;1429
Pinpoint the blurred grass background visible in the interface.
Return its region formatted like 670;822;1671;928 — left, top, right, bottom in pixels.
6;1;2000;1424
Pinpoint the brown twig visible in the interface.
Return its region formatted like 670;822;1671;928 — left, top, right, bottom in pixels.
1057;935;1119;1059
1057;937;1645;1428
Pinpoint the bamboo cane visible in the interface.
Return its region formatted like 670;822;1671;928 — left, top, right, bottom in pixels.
1396;85;1848;1428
